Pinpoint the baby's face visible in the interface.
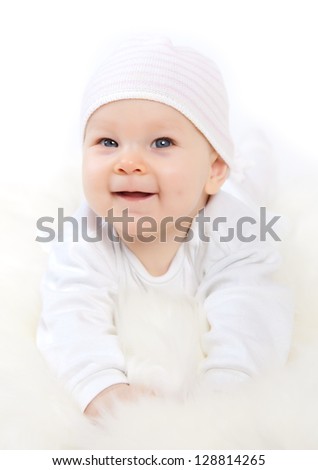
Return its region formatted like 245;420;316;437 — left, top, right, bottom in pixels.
83;99;227;238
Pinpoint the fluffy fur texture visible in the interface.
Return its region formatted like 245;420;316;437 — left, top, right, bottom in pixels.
1;164;317;449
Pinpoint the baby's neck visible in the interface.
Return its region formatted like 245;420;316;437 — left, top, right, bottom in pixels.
122;236;183;277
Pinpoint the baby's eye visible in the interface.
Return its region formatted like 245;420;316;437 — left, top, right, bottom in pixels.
100;138;118;147
151;137;174;148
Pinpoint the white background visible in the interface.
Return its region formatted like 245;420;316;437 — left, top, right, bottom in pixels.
0;0;317;187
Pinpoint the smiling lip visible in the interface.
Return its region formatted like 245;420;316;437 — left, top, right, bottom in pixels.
113;191;155;200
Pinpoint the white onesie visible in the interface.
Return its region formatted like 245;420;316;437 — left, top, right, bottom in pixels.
37;190;293;411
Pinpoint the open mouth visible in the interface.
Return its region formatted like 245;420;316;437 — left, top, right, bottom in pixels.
114;191;155;200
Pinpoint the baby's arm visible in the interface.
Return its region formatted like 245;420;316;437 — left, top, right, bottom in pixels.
198;234;294;390
195;191;294;390
37;204;129;413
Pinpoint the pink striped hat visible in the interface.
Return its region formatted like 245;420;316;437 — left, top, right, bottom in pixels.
80;35;235;170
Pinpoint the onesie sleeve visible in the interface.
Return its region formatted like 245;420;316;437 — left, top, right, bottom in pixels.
197;193;294;390
36;203;128;412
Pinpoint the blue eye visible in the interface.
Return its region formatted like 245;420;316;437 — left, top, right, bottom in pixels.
100;138;118;147
152;138;173;148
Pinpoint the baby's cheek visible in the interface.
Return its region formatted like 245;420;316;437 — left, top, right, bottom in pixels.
83;154;98;175
83;159;106;191
82;171;105;213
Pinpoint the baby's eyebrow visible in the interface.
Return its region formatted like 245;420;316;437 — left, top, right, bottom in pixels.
86;124;117;136
90;120;117;130
146;121;183;132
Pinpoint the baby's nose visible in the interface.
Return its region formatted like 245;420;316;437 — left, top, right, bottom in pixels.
113;154;147;175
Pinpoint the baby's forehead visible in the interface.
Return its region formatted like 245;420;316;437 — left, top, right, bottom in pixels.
87;99;192;130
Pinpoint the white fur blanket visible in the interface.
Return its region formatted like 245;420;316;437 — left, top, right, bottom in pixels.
1;165;317;449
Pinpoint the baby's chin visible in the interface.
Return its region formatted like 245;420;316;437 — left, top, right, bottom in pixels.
90;204;195;243
112;218;161;244
113;219;194;247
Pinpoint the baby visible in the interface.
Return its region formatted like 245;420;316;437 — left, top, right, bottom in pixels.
37;36;293;419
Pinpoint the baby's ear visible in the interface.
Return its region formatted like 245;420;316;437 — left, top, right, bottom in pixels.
205;152;229;195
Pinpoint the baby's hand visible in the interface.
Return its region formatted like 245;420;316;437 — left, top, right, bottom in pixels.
84;383;153;419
